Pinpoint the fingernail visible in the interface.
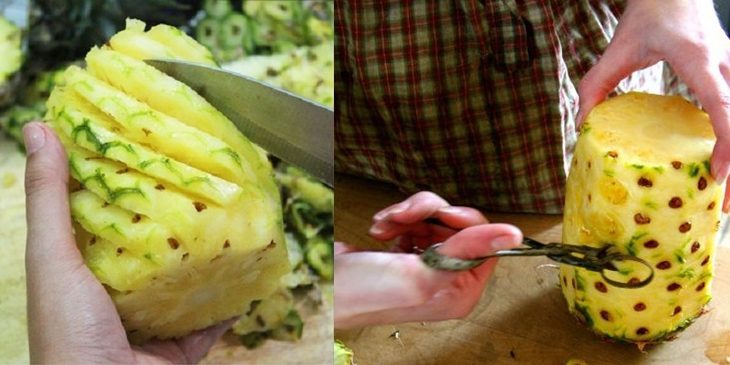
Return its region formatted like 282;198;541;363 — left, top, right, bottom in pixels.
713;161;729;185
374;202;410;221
437;206;462;215
716;164;730;185
492;235;519;251
369;224;384;236
23;123;46;155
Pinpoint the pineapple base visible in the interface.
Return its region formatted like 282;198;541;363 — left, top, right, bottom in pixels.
564;290;708;347
112;240;289;343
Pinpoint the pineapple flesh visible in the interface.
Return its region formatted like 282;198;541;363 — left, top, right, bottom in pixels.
561;92;724;345
45;19;289;342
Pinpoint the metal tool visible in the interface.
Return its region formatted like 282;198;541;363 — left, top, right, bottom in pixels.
419;219;654;289
145;59;334;186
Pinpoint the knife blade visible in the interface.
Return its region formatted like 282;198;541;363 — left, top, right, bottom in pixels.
145;59;334;186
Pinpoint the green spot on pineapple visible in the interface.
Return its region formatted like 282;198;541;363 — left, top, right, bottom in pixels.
581;123;592;134
698;271;712;281
81;169;145;203
703;160;711;174
652;166;665;173
144;252;154;262
644;201;658;209
104;223;122;235
674;250;687;264
630;164;644;170
688;163;700;177
603;170;615;177
677;267;695;279
71;119;135;156
137;158;213;188
687;188;695;199
574;271;586;291
213;147;243;167
68;157;82;181
574;303;594;328
625;232;647;256
129;110;156;122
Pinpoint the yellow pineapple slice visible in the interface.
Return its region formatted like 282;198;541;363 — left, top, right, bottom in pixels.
45;19;289;342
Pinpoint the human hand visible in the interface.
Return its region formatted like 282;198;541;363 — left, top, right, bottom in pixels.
334;192;522;329
576;0;730;211
23;122;231;364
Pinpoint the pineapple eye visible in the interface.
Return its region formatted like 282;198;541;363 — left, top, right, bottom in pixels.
167;238;180;250
668;197;683;208
679;222;692;233
193;201;207;212
634;213;651;225
637;177;653;187
600;310;612;321
698;176;708;190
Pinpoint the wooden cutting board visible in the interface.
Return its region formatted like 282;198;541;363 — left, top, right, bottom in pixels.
334;174;730;365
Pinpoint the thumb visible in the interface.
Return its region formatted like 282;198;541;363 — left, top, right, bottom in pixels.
437;223;523;259
24;122;82;272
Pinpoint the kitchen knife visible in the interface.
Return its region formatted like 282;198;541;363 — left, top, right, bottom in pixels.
146;59;334;186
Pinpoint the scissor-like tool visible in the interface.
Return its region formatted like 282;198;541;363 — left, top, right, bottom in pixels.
421;236;655;289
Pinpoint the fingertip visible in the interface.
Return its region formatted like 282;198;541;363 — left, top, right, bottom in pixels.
22;122;47;155
373;201;410;221
440;223;523;258
368;220;402;240
711;144;730;184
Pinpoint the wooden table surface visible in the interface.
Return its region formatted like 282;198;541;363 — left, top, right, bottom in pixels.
334;174;730;365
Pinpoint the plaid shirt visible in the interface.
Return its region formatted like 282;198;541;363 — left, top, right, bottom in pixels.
335;0;690;214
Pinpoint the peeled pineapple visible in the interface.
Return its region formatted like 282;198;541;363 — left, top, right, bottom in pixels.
561;92;724;345
45;19;289;342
